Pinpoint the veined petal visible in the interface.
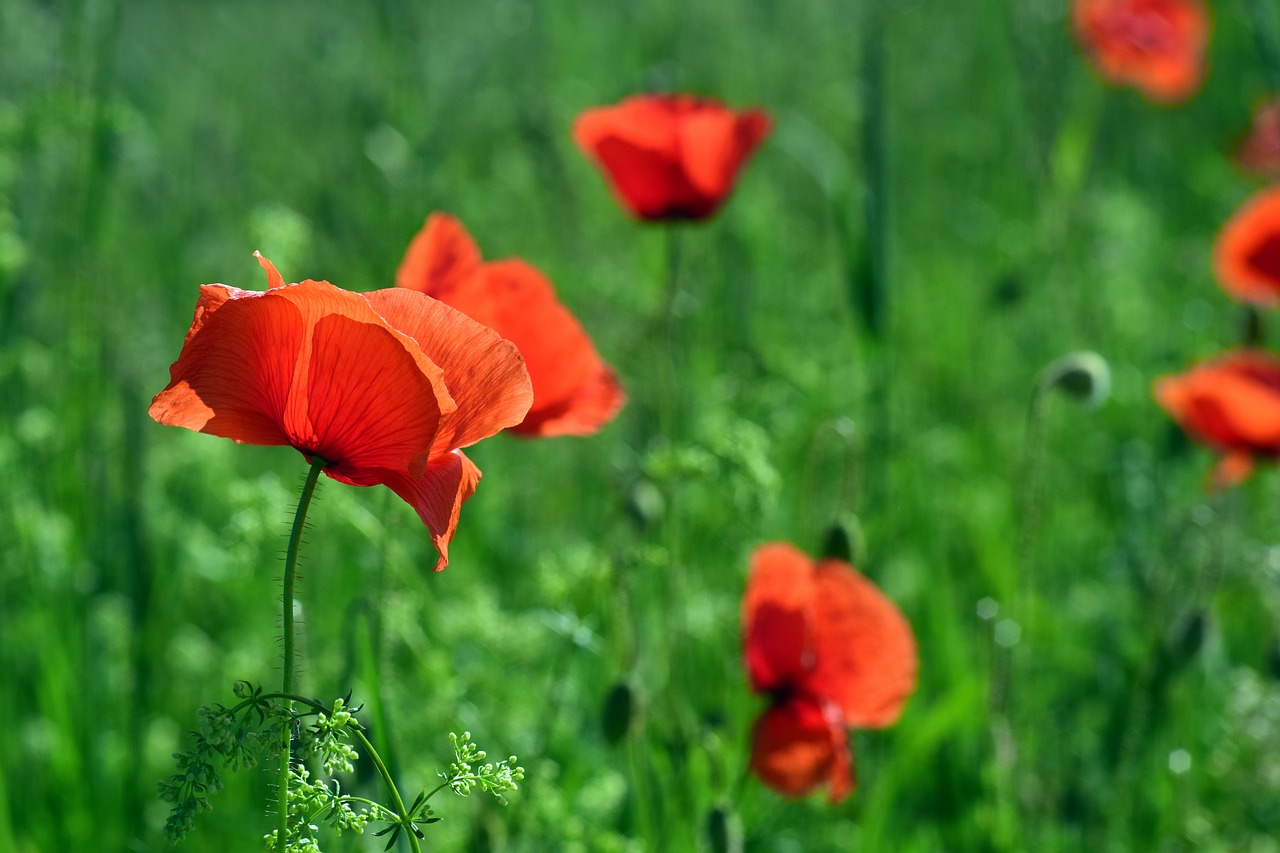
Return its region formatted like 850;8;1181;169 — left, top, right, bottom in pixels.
362;288;533;452
148;287;302;446
381;449;482;571
742;543;817;693
301;311;452;479
396;213;484;297
749;697;853;803
804;559;919;729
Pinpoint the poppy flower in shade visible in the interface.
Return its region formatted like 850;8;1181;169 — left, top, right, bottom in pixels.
396;213;624;437
1236;97;1280;179
1071;0;1208;104
741;542;918;803
149;253;534;570
1214;188;1280;307
1154;349;1280;489
572;93;772;221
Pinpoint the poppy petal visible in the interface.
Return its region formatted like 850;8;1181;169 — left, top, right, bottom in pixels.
453;260;625;437
749;697;853;803
573;94;772;221
742;543;817;693
1154;349;1280;455
255;250;288;290
300;310;453;479
1210;451;1256;491
805;560;919;729
148;286;302;446
679;106;772;206
396;213;484;297
1214;188;1280;307
361;288;533;452
1072;0;1207;104
381;449;482;571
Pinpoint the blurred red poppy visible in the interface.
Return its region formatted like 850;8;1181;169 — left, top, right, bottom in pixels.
1236;97;1280;178
572;93;772;221
1214;188;1280;307
1071;0;1208;104
741;542;917;802
1154;349;1280;489
149;253;533;570
397;213;624;438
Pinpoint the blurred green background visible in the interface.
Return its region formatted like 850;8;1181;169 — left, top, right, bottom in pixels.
3;0;1280;850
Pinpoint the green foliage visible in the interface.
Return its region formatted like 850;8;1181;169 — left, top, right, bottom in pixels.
3;0;1280;850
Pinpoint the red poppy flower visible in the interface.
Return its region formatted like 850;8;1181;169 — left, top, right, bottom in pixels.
1236;97;1280;179
1154;349;1280;489
1214;188;1280;308
397;213;624;437
741;542;917;802
149;253;534;570
572;94;772;221
1071;0;1208;104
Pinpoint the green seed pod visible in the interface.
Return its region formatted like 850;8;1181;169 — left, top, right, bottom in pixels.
601;681;635;745
1038;351;1111;407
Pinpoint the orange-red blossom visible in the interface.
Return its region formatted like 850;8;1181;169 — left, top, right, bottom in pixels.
742;543;918;802
397;213;624;438
1155;349;1280;489
149;253;533;570
1072;0;1208;104
573;93;772;221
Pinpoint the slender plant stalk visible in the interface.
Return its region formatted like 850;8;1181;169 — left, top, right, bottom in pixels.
278;457;326;853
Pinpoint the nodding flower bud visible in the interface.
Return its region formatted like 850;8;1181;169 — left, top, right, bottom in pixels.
601;681;636;745
706;802;744;853
820;513;867;567
1039;351;1111;407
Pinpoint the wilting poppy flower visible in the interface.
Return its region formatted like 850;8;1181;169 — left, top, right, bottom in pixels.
741;542;917;802
149;253;533;570
1154;349;1280;489
1236;97;1280;178
397;213;624;437
1071;0;1208;104
1214;188;1280;307
572;93;772;221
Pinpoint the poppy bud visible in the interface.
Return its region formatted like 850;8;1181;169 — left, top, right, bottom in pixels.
820;514;867;567
1039;351;1110;406
1167;609;1206;669
601;681;636;745
626;478;665;531
705;803;743;853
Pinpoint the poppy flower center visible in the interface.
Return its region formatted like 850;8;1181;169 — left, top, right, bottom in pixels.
1244;233;1280;287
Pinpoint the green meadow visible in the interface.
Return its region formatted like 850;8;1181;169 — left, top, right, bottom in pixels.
3;0;1279;850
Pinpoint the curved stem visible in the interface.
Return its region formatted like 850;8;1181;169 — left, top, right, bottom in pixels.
277;457;326;853
348;726;422;853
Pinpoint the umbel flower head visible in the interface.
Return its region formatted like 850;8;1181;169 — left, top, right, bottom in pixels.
1215;187;1280;307
1071;0;1208;104
148;253;533;570
1154;349;1280;489
572;93;772;221
741;542;918;802
397;213;625;438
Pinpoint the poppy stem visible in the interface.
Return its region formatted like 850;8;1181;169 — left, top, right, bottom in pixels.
277;456;326;853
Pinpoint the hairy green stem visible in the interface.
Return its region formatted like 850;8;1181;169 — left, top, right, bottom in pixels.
278;457;326;853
